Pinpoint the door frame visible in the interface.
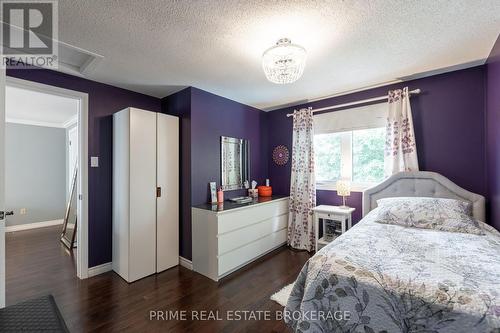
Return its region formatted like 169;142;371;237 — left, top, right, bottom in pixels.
67;124;78;199
5;76;89;280
0;68;5;308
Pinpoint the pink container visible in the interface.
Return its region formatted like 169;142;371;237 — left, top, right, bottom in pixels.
217;188;224;203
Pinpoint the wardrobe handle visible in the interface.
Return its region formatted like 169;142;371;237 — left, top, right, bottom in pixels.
156;187;162;198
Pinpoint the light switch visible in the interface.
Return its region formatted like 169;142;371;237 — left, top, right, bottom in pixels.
90;156;99;168
20;208;27;215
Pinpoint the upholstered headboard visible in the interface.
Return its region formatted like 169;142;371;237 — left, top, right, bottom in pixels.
362;171;485;222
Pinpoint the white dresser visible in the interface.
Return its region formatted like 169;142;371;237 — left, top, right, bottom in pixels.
192;197;289;281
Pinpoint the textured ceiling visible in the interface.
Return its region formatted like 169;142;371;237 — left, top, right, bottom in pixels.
57;0;500;110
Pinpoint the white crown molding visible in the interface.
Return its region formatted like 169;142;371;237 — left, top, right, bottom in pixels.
6;116;77;129
6;117;66;128
6;219;63;232
62;115;78;128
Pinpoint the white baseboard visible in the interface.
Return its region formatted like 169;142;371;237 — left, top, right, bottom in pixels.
88;262;112;277
179;256;193;270
6;219;63;232
90;258;189;278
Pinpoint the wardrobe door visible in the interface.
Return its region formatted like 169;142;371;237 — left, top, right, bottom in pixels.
129;108;157;281
112;109;131;281
156;113;179;272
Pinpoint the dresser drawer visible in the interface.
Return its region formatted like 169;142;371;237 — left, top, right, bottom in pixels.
218;199;288;234
317;212;345;220
218;228;287;276
217;213;287;255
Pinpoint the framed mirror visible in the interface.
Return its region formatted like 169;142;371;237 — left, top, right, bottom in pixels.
61;167;77;250
221;136;250;191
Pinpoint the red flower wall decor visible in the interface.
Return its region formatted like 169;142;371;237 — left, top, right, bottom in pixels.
272;145;289;166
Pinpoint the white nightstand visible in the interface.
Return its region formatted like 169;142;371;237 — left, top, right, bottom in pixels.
313;205;355;252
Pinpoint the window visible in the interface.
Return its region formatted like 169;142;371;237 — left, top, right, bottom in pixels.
352;128;385;183
313;103;387;189
314;132;342;182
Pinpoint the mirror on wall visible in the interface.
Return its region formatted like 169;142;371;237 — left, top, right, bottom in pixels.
221;136;250;191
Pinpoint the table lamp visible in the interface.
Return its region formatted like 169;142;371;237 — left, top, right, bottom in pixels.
336;180;351;209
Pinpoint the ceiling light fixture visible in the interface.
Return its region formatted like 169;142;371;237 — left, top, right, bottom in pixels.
262;38;307;84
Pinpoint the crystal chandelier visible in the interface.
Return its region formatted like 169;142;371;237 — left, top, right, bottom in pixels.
262;38;307;84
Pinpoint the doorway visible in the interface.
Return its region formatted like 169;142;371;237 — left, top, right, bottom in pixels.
5;85;78;234
0;77;89;307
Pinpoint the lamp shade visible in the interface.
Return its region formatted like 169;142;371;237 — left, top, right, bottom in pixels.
336;180;351;196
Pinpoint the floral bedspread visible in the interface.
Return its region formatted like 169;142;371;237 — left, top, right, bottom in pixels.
285;208;500;332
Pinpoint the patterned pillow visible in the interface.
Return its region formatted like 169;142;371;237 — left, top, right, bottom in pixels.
374;197;484;235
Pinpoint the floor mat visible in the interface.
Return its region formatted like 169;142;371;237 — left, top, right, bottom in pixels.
0;295;69;332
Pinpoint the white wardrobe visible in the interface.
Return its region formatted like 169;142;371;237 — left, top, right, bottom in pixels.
112;107;179;283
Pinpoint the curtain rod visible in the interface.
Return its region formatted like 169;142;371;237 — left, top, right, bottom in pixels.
286;88;421;117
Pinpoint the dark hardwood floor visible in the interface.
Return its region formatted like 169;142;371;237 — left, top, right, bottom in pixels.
6;226;311;332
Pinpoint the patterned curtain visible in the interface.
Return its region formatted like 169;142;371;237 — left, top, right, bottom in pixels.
288;107;316;251
384;87;419;176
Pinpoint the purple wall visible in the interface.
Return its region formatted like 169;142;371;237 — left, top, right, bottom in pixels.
190;88;268;203
163;87;268;260
268;66;487;224
9;53;495;267
7;68;162;267
486;35;500;230
162;88;192;259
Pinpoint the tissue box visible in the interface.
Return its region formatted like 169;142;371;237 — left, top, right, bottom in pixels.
248;188;259;198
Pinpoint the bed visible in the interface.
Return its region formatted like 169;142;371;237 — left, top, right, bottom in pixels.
285;171;500;333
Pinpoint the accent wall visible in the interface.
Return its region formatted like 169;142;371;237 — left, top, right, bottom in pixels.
163;87;268;260
267;66;487;224
486;34;500;230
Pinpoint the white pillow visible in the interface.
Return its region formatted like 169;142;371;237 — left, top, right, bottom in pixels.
374;197;483;235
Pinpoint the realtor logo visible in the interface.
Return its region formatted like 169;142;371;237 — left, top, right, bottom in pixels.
1;0;58;68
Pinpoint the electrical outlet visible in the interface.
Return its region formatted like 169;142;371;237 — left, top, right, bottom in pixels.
20;208;27;215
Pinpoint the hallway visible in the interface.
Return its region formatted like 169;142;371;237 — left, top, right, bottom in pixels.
6;226;76;305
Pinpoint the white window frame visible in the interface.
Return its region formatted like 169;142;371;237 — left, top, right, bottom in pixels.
315;127;385;191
